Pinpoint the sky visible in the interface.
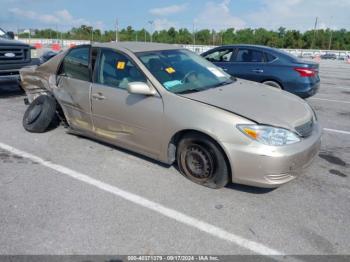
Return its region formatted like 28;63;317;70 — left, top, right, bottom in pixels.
0;0;349;32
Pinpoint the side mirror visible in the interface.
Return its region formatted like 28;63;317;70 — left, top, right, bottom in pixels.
6;31;15;39
127;82;156;96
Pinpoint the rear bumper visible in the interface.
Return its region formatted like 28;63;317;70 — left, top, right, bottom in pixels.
223;123;322;188
285;79;320;98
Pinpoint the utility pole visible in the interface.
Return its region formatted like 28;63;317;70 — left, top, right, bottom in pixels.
56;24;59;43
311;17;318;49
192;22;196;47
328;16;333;50
115;18;119;42
148;21;154;42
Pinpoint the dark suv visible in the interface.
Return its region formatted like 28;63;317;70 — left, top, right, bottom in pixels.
0;28;39;86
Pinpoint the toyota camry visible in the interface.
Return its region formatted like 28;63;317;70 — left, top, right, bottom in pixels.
20;42;321;189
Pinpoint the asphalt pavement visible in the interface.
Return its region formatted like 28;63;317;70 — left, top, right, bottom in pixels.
0;60;349;256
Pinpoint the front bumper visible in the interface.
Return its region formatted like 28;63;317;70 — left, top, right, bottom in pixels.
0;58;40;84
0;69;20;83
223;123;322;188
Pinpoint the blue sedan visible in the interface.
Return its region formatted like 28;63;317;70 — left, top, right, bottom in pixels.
201;44;320;98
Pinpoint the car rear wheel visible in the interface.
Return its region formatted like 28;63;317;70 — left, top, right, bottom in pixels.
23;95;58;133
263;80;282;89
177;133;229;189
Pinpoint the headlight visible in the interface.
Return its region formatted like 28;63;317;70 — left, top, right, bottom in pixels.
237;125;301;146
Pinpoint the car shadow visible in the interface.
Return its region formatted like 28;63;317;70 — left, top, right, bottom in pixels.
69;132;172;169
68;131;276;195
225;183;276;194
171;157;276;194
0;83;24;98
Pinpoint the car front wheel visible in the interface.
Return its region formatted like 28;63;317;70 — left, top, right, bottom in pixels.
177;133;230;189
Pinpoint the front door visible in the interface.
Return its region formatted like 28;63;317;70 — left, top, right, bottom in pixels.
91;48;163;158
56;46;93;131
203;48;235;76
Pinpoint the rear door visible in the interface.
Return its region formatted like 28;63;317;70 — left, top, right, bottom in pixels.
56;45;93;132
230;47;266;82
90;48;164;158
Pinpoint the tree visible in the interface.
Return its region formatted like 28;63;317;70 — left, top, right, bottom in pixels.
17;25;350;50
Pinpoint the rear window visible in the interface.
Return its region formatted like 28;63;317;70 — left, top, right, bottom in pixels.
265;53;277;62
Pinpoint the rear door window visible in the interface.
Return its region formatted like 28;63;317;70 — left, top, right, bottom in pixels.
60;46;90;81
234;48;265;63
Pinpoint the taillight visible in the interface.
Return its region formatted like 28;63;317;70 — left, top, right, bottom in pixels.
294;67;317;77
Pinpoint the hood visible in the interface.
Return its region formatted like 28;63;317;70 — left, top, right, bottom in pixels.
181;79;313;131
0;38;29;46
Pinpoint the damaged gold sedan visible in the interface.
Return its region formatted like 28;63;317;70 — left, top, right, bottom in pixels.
20;42;321;189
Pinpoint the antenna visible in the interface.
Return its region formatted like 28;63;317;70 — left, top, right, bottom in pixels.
311;17;318;49
328;16;333;50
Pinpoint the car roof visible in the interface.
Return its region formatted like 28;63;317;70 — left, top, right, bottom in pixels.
92;41;182;53
218;44;278;51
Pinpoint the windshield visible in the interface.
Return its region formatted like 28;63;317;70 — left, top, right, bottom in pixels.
137;49;234;94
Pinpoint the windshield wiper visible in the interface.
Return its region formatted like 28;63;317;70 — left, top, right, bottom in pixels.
176;88;203;94
209;80;234;88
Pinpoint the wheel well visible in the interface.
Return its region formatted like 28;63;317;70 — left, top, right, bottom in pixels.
168;130;232;180
41;93;68;126
261;79;284;89
54;98;68;126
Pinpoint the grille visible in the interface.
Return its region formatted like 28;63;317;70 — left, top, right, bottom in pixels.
0;45;30;64
295;119;314;137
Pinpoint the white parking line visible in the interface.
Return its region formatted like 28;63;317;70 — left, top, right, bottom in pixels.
324;128;350;135
309;97;350;104
333;86;350;90
0;142;283;256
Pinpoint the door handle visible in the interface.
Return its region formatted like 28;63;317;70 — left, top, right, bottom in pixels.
92;93;106;100
252;69;264;73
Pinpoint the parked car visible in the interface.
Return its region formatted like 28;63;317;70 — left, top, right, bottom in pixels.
300;52;314;59
201;44;320;98
39;50;59;64
20;42;321;189
0;27;39;86
321;53;337;60
337;53;347;61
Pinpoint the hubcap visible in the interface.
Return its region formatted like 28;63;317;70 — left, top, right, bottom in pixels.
182;145;214;180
